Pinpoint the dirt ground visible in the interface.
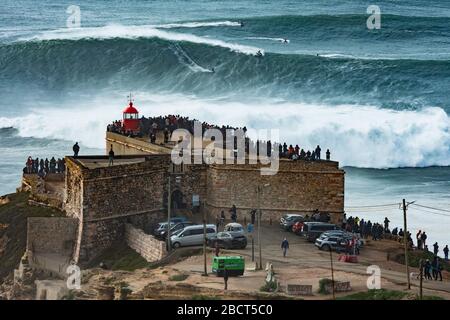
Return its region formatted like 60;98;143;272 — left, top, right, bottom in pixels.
79;222;450;300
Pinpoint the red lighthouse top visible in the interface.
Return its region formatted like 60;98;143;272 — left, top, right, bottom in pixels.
123;101;139;114
122;96;140;133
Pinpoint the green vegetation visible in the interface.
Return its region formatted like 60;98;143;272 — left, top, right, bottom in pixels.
117;282;132;300
337;289;407;300
395;250;450;272
87;241;149;271
260;281;277;292
62;290;77;300
0;192;65;281
318;278;334;295
168;274;189;281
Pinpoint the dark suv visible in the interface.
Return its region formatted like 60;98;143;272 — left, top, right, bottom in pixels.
207;232;247;249
302;222;339;242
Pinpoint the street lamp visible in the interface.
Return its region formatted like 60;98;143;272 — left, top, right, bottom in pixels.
256;183;270;270
166;165;181;253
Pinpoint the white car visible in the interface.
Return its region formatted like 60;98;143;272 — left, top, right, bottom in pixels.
223;223;245;235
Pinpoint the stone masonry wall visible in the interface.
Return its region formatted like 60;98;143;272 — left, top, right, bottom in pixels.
65;155;170;262
172;163;208;209
125;224;167;262
81;155;170;221
27;217;78;255
206;159;345;224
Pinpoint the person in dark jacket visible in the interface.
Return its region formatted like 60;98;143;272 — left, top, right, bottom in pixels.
73;142;80;157
420;232;428;248
223;268;229;290
444;245;449;261
383;217;390;232
108;145;115;166
215;242;220;257
424;259;432;280
281;237;289;257
433;242;439;256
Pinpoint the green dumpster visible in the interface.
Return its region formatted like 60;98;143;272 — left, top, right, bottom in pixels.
212;256;245;277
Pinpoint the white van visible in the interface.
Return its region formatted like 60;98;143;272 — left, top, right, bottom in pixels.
170;224;217;248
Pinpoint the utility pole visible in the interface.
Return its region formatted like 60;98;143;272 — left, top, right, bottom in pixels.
419;259;423;300
251;234;255;262
166;175;171;252
329;247;335;300
402;199;411;290
202;206;208;276
257;186;262;270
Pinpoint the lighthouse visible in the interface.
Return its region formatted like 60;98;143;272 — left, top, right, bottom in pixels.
122;97;140;134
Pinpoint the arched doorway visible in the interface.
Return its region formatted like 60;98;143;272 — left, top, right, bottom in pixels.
171;190;184;210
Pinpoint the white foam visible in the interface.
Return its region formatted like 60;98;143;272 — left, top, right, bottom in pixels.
19;24;263;56
156;21;241;29
244;36;290;43
1;93;449;169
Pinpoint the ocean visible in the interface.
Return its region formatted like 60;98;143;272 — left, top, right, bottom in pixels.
0;0;449;252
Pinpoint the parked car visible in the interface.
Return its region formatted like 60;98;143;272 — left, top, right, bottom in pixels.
280;214;305;231
302;222;339;242
153;222;175;236
292;221;306;234
223;223;245;235
169;216;188;224
320;230;364;247
170;224;217;248
157;221;195;240
315;234;350;252
207;231;247;249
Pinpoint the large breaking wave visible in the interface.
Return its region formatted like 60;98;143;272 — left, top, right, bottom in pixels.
1;17;450;169
1;93;449;169
1;35;449;109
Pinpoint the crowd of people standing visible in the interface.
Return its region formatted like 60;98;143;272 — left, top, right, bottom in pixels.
24;156;66;177
109;114;332;161
343;214;447;281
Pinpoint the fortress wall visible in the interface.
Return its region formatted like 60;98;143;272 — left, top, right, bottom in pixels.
70;155;170;262
64;158;84;220
106;131;171;155
206;160;345;223
81;156;170;220
173;164;208;209
27;217;78;255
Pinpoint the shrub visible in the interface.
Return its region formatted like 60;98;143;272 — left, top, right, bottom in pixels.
318;278;334;295
260;281;277;292
117;282;132;300
169;274;189;281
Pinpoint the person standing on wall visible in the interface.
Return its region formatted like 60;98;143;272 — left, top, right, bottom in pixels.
108;145;115;166
73;142;80;157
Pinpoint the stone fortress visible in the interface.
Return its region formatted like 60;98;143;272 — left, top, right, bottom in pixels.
22;101;345;269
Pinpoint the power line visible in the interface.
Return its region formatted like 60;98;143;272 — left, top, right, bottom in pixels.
412;203;450;214
345;203;401;209
409;206;450;217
